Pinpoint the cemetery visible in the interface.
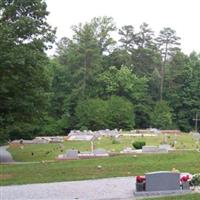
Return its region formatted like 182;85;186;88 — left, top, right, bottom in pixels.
5;130;200;162
1;0;200;199
1;130;200;199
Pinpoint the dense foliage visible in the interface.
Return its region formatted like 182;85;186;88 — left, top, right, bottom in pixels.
0;1;199;142
74;96;134;130
132;141;146;149
0;0;55;142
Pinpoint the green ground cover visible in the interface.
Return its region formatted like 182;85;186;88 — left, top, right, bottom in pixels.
1;151;199;186
144;193;200;200
8;133;198;162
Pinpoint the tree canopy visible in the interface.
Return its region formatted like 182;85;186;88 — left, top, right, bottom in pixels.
0;0;55;141
0;7;199;142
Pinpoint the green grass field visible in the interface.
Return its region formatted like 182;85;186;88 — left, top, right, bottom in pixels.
1;134;199;188
8;133;199;162
1;151;200;186
144;193;200;200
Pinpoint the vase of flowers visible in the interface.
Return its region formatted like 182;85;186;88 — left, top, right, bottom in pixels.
136;176;146;192
180;175;190;190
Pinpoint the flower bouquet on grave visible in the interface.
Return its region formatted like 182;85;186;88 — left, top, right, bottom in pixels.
136;176;146;192
180;175;190;190
189;173;200;191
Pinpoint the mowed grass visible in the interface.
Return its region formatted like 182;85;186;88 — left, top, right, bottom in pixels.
1;151;199;186
144;193;200;200
8;133;198;162
8;141;91;162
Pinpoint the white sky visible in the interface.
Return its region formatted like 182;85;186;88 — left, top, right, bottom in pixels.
46;0;200;55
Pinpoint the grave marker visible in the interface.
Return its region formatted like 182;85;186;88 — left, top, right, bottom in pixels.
65;149;79;159
145;171;180;191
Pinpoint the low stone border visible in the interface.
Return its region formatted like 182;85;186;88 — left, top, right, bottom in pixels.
192;186;200;193
134;189;192;199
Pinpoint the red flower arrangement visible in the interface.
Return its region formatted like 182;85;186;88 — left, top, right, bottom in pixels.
136;176;146;183
180;175;190;182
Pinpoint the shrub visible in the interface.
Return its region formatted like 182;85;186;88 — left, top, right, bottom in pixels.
80;126;88;131
190;174;200;186
132;141;146;149
75;98;108;130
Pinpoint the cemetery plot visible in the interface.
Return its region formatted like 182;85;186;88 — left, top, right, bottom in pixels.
134;171;194;198
57;148;109;160
7;133;199;162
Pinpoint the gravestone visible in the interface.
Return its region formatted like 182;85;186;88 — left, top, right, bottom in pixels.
121;147;134;153
93;149;109;156
33;138;49;144
157;148;168;153
159;144;171;150
68;134;94;141
65;149;79;159
159;144;172;151
50;138;63;143
142;146;168;153
142;146;159;153
145;171;180;191
193;132;200;140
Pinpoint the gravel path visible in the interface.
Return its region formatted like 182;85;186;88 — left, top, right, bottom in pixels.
0;146;15;163
0;177;135;200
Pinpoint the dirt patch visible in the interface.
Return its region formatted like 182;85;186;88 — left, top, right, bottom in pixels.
0;174;14;180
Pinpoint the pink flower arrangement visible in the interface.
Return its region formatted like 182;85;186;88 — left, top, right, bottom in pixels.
136;176;146;183
180;175;190;182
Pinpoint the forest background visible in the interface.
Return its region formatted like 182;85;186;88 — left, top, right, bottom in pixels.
0;0;200;142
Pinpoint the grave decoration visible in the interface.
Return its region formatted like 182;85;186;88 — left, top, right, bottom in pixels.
136;176;146;191
180;175;190;190
189;173;200;187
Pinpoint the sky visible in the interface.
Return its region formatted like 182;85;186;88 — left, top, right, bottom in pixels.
46;0;200;55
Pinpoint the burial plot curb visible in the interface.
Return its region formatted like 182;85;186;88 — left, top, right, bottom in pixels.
134;189;193;199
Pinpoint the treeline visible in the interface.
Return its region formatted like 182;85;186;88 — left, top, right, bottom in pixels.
0;1;200;142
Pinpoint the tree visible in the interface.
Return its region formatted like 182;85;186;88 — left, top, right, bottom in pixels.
136;22;155;49
174;52;200;131
54;17;117;129
106;96;135;130
96;66;152;128
96;66;148;103
0;0;55;141
119;23;161;76
104;48;132;68
49;59;71;118
90;16;116;54
58;23;102;97
74;96;134;130
41;16;200;133
119;25;136;52
75;98;108;130
156;27;181;100
151;101;172;129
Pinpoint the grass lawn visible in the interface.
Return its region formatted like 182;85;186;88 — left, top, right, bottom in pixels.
8;133;199;162
144;193;200;200
1;151;199;186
